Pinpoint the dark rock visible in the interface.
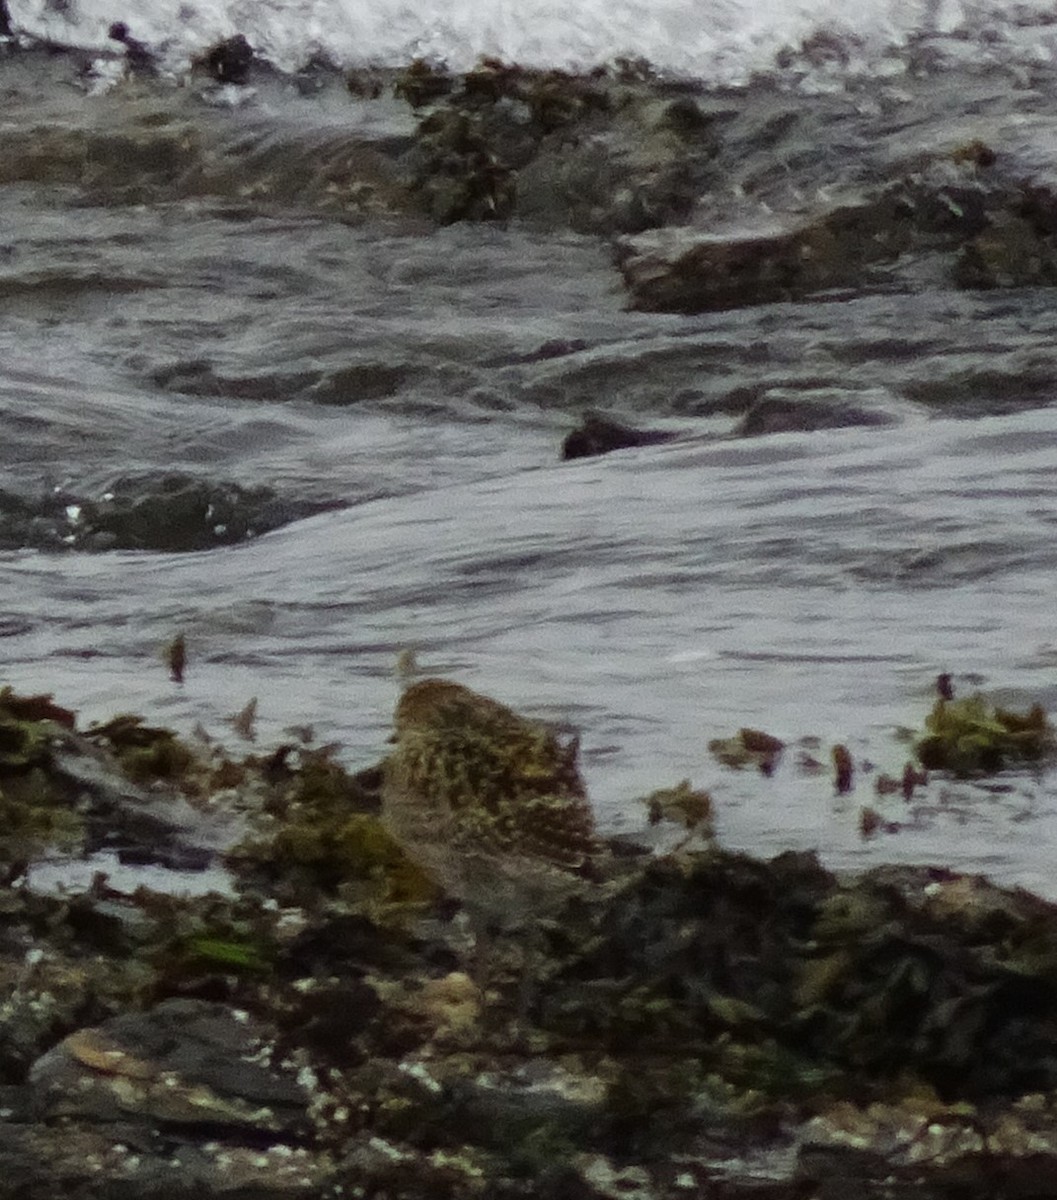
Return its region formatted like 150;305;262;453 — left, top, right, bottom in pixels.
107;21;155;74
733;391;899;436
616;197;909;313
562;412;678;460
30;999;309;1129
954;211;1057;288
393;58;455;108
344;68;385;99
199;34;255;86
613;144;1057;312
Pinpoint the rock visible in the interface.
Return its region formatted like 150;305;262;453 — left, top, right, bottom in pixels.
733;389;900;436
615;198;908;313
613;142;1057;312
401;63;718;232
8;685;1057;1197
30;1000;309;1128
562;412;678;459
107;21;155;74
67;471;328;552
954;211;1057;288
914;693;1055;775
198;34;255;86
393;58;455;109
0;1119;331;1197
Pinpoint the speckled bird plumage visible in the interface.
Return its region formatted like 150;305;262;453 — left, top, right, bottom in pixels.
382;678;599;924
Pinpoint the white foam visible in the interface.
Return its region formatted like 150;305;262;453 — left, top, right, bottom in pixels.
8;0;1056;80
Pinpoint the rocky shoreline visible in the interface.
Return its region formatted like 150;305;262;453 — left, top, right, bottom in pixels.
3;37;1057;551
3;37;1057;320
3;681;1057;1198
5;32;1057;1197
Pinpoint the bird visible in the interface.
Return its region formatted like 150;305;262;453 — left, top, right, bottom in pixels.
381;678;600;938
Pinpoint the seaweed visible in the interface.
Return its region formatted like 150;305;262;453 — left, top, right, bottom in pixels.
0;687;85;875
915;694;1054;776
708;728;784;774
232;749;435;907
88;714;195;783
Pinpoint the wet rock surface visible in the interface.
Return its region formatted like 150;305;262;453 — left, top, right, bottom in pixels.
3;685;1057;1198
395;59;717;232
0;473;340;553
4;44;1057;320
613;132;1057;312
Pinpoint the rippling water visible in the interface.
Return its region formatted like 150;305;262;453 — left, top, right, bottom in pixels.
9;400;1057;893
3;24;1057;897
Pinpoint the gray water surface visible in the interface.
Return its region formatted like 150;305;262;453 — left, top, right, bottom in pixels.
3;61;1057;897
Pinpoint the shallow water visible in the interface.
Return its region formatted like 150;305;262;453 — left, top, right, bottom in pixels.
7;393;1057;894
3;41;1057;898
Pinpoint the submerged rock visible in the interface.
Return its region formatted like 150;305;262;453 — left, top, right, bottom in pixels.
0;473;338;553
562;411;678;459
107;21;155;75
733;389;899;436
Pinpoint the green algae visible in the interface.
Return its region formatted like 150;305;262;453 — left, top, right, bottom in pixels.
0;687;71;772
915;694;1054;776
0;687;85;875
87;714;196;783
233;749;435;907
176;934;273;974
